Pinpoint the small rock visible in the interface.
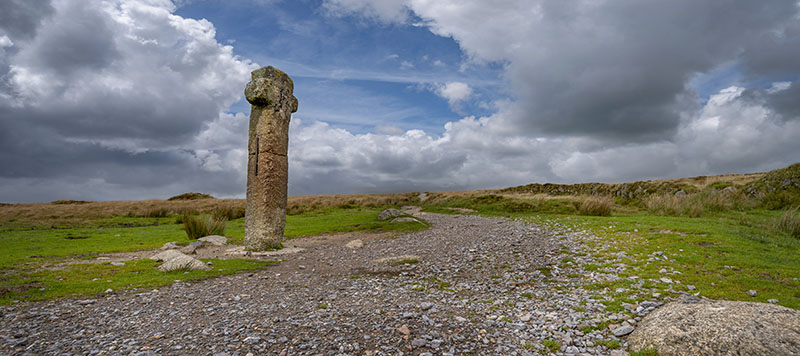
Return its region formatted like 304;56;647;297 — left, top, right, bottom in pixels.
397;325;411;335
419;302;434;310
609;351;630;356
411;338;427;347
180;244;198;255
613;325;635;337
660;277;673;284
76;300;95;305
160;242;178;250
519;314;531;322
768;299;779;304
454;316;468;323
687;285;696;291
243;336;260;345
110;262;125;266
345;239;364;249
747;290;757;297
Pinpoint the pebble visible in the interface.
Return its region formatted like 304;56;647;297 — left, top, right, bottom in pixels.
747;290;757;297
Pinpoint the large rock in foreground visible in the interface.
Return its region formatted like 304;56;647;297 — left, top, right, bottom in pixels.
628;296;800;356
150;250;210;272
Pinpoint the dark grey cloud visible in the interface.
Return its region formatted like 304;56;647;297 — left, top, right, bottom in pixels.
0;0;254;202
0;0;54;41
503;0;799;141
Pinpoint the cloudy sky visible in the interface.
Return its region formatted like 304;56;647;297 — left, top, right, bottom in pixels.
1;0;799;203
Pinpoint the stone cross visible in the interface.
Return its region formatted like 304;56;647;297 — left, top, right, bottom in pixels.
244;66;298;251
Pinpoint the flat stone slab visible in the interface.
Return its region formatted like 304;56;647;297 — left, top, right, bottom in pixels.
199;235;227;246
150;249;186;262
628;296;800;355
225;246;304;256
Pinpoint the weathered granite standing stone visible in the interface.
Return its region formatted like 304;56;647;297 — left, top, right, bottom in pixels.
244;66;298;251
627;296;800;355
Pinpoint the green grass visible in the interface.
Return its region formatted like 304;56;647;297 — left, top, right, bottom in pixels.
526;210;800;309
594;339;620;349
420;193;800;310
0;208;429;304
0;258;275;304
541;339;561;353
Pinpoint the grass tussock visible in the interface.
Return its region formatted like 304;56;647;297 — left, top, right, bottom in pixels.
776;208;800;239
578;196;613;216
645;190;753;217
182;215;226;239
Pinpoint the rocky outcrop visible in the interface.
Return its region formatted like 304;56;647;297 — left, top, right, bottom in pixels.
627;296;800;355
378;209;402;221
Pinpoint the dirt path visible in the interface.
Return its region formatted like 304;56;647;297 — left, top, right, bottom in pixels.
0;212;645;355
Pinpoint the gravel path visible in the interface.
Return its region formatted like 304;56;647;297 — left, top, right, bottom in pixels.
1;212;649;356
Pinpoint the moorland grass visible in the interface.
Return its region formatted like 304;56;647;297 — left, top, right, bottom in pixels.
182;214;226;239
0;207;428;304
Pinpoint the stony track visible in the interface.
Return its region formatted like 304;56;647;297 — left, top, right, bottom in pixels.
1;212;646;356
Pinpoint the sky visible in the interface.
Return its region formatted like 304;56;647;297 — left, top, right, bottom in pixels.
1;0;799;203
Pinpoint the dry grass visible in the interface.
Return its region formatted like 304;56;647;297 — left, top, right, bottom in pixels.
646;172;764;190
578;196;614;216
0;199;243;227
182;215;226;239
776;208;800;239
645;190;753;217
286;192;419;214
0;192;421;227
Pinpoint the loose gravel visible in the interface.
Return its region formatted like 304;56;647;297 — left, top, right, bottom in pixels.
1;212;663;355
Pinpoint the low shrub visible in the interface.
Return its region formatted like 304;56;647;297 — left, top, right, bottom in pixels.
182;215;226;239
578;196;613;216
776;208;800;239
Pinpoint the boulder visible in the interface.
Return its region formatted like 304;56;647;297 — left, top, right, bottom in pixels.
150;250;210;272
157;254;210;272
627;296;800;356
378;209;402;221
199;235;227;246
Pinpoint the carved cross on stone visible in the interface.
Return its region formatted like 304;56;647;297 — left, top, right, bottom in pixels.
244;66;298;251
